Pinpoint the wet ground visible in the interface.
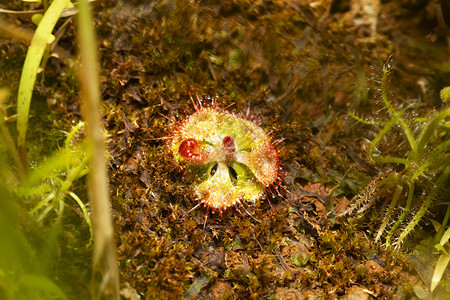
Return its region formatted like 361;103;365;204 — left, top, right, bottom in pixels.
1;0;449;299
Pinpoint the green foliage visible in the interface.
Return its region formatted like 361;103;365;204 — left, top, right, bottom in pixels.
1;90;84;299
0;186;69;300
1;85;91;237
18;122;91;238
1;94;90;297
16;0;70;159
347;62;450;248
431;223;450;292
0;1;93;297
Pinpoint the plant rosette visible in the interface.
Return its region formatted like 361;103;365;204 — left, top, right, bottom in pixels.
170;99;282;214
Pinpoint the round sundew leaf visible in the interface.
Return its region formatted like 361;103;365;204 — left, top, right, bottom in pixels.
237;141;279;185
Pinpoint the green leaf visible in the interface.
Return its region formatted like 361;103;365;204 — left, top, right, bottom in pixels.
68;191;93;245
431;253;450;292
440;226;450;246
19;273;68;299
413;285;429;299
434;244;448;255
17;0;70;153
430;219;442;232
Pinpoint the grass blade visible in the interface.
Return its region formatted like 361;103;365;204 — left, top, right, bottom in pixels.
16;0;69;164
431;253;450;292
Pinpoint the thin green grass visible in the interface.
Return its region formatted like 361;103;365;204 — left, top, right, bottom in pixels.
16;0;70;167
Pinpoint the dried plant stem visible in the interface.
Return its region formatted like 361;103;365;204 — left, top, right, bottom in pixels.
77;0;120;299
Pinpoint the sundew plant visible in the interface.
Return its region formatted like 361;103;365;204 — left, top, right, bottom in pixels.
343;61;450;249
169;98;282;221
